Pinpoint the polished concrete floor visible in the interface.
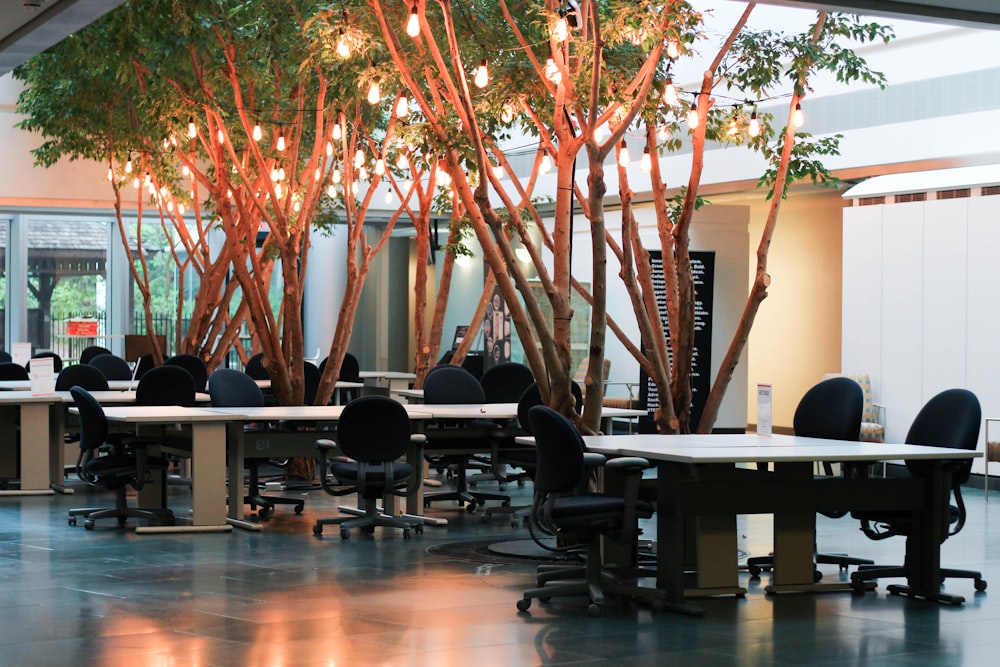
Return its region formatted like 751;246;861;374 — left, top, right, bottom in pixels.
1;471;999;667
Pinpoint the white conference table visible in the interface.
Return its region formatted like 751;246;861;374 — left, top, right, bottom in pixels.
359;371;416;395
0;379;140;391
421;402;645;434
576;433;980;607
252;379;365;404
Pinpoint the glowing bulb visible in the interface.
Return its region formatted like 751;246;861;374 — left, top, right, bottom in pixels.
727;117;739;136
124;159;133;174
178;203;186;215
367;81;381;104
182;164;190;177
274;183;283;199
252;123;262;141
278;167;286;181
327;184;337;197
553;15;568;42
687;104;700;130
271;167;280;181
358;166;368;181
106;168;114;181
144;171;152;186
326;141;333;157
657;125;670;142
640;147;652;173
315;167;321;181
132;177;140;189
501;102;515;123
395;95;409;118
276;131;286;151
332;122;342;140
351;181;359;195
474;59;489;89
166;200;174;212
618;140;630;167
187;117;197;138
792;102;804;128
397;153;409;170
545;58;561;85
332;168;342;184
539;154;552;174
667;39;679;59
406;2;420;38
374;158;385;176
748;112;761;138
385;191;393;204
336;29;350;58
491;164;504;179
354;149;365;168
663;79;678;106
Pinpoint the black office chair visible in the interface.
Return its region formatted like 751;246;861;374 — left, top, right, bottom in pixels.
333;352;361;403
88;353;133;381
136;365;197;407
165;354;208;391
0;351;10;364
0;362;28;380
79;346;112;365
66;387;174;530
747;377;874;580
244;352;269;380
480;362;535;403
313;395;425;539
303;361;321;405
56;364;110;392
134;353;156;381
515;406;661;617
207;368;305;518
421;365;510;512
27;351;63;373
850;388;986;603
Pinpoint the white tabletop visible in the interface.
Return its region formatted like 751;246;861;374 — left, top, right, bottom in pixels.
89;405;242;424
0;379;140;392
207;404;433;421
0;390;63;404
359;371;416;380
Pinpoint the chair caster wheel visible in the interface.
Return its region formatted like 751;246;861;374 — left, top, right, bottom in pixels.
748;565;761;578
814;570;823;583
68;517;77;526
257;507;269;519
466;503;478;514
501;500;510;508
313;524;323;536
587;604;602;617
517;479;525;487
294;505;304;514
516;598;531;612
84;520;95;530
851;578;868;594
340;529;351;539
975;579;987;592
414;525;423;535
403;529;411;539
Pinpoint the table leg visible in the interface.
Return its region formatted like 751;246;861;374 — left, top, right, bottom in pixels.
4;403;56;495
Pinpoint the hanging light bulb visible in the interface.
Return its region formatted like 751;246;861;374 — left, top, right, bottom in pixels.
314;167;321;181
351;181;359;195
395;95;409;118
748;110;761;138
332;122;342;141
727;114;740;136
182;164;191;177
553;14;568;42
663;78;678;106
640;146;652;173
327;184;337;197
539;153;552;174
492;164;504;180
271;167;280;182
178;203;186;215
397;152;409;170
687;102;700;130
332;167;342;184
124;158;133;174
792;102;804;128
106;167;114;181
354;148;365;168
657;124;671;142
667;39;679;59
406;1;420;37
501;102;515;123
166;200;174;212
276;130;286;151
252;122;262;142
217;129;225;144
144;171;152;186
326;141;334;157
274;182;283;199
385;191;393;204
545;58;561;85
336;29;351;58
277;167;286;181
227;188;234;199
374;158;386;176
474;58;489;89
187;117;197;139
132;176;140;189
618;139;631;167
367;80;381;105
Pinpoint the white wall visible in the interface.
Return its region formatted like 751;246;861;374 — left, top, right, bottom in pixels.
843;193;1000;474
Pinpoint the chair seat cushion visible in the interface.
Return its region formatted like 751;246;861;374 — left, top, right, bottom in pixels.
331;461;414;483
87;455;171;482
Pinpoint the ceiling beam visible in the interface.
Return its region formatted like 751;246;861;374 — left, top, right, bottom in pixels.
761;1;1000;29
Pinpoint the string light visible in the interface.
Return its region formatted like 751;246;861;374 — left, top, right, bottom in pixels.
539;154;552;174
252;121;262;142
640;146;652;173
395;95;409;118
276;130;286;151
367;80;381;104
274;182;283;199
792;102;804;128
182;164;190;177
687;98;700;130
553;14;568;42
217;129;225;144
663;78;678;106
327;184;337;197
501;101;515;123
326;141;334;157
332;167;342;184
491;164;504;179
474;58;489;89
187;117;197;139
106;167;113;181
374;158;386;176
748;110;761;137
406;1;420;38
397;152;409;170
332;122;342;141
277;167;286;181
336;29;351;58
124;158;133;174
385;190;393;204
132;176;140;189
354;148;365;168
667;39;679;59
617;139;630;167
544;58;562;85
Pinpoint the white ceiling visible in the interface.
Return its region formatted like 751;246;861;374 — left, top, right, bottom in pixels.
0;1;997;78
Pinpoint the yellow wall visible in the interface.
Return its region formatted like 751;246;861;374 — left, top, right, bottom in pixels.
716;187;846;429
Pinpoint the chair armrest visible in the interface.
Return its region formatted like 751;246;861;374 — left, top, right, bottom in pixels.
583;452;607;468
604;456;651;544
392;434;427;497
605;456;651;473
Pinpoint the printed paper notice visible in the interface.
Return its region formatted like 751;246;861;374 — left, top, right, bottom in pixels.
30;356;55;395
11;342;31;368
757;383;772;437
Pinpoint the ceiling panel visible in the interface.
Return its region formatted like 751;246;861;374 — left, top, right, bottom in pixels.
762;1;1000;28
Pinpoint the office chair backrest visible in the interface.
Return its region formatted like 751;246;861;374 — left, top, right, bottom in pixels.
89;353;133;380
165;354;208;391
338;352;361;382
0;362;29;381
0;351;10;364
793;377;863;441
134;353;156;381
244;353;269;380
424;365;485;404
337;395;411;464
79;346;112;365
517;382;584;435
69;386;109;452
480;362;535;403
28;352;63;373
208;368;265;408
55;364;110;392
303;361;321;405
136;365;197;406
527;406;586;494
905;388;981;485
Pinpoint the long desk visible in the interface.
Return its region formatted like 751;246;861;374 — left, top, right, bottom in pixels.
0;392;63;495
579;433;980;606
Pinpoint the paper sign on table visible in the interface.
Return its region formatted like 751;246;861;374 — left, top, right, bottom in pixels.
11;342;31;368
757;383;772;437
30;356;56;395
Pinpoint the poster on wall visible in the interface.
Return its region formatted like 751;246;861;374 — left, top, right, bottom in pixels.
483;283;511;370
639;250;715;432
